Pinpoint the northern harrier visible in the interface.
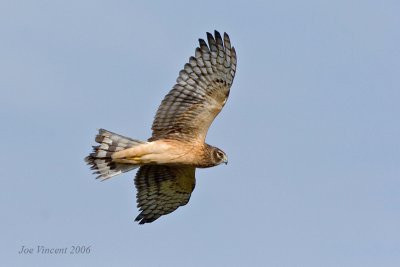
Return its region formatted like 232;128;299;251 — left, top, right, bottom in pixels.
85;31;237;224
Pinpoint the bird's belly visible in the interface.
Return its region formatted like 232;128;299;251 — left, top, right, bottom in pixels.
112;139;198;165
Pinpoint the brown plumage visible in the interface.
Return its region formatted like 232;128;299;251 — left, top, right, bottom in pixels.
85;31;237;224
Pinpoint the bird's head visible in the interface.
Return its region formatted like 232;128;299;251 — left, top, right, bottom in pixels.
212;147;228;166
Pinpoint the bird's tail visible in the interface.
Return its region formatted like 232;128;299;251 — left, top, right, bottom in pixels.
85;129;145;180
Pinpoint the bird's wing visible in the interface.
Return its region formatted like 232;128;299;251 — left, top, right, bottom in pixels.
134;165;196;224
150;31;237;143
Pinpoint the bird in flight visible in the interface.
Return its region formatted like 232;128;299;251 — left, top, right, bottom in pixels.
85;31;237;224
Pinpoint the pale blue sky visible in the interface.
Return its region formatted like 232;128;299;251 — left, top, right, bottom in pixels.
1;0;399;266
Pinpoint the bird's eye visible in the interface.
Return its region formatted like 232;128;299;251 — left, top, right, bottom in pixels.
217;151;224;158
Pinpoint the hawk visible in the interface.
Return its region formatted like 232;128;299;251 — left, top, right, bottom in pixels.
85;31;237;224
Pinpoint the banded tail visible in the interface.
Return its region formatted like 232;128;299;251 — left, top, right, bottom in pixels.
85;129;145;180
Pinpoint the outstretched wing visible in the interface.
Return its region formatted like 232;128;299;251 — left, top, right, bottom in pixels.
150;31;237;142
134;165;196;224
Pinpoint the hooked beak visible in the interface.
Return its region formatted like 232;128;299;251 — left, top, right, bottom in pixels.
223;156;228;165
